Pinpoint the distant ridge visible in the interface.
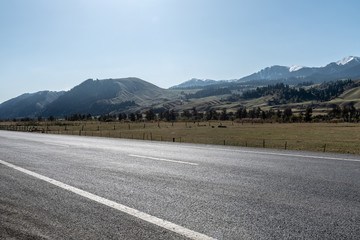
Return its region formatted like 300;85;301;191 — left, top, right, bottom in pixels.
41;78;167;117
170;56;360;89
0;91;64;119
239;56;360;83
0;78;171;119
169;78;218;89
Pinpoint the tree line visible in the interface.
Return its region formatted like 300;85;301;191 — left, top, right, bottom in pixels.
4;103;360;123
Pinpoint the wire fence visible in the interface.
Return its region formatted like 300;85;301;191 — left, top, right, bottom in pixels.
1;121;358;154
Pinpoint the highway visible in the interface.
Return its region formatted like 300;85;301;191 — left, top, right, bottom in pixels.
0;131;359;239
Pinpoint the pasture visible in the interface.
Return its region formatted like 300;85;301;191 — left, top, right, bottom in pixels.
1;121;359;154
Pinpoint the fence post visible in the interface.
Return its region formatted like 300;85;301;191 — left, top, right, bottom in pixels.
285;141;287;150
323;144;326;152
173;138;175;142
224;140;226;145
263;139;265;148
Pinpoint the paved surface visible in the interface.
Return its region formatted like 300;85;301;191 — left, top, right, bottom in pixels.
0;131;359;239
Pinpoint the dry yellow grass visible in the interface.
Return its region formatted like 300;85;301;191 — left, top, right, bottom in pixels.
1;121;360;154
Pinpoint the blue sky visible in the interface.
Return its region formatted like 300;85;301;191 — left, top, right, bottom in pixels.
1;0;359;103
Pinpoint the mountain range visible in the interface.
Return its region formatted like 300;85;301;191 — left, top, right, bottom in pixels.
170;56;360;89
1;56;360;119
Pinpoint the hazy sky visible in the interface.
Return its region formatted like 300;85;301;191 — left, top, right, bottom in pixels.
1;0;359;103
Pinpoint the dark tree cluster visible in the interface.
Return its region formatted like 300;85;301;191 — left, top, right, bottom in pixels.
241;79;358;105
64;113;92;121
185;87;231;99
158;109;178;121
98;114;117;122
328;104;360;122
232;106;307;122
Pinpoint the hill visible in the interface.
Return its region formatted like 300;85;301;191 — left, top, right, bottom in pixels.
41;78;173;117
0;91;64;119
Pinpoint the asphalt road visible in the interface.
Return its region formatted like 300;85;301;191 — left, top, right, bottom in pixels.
0;131;359;239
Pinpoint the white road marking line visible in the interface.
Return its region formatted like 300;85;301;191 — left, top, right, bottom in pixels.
0;159;214;240
184;146;360;163
129;154;199;166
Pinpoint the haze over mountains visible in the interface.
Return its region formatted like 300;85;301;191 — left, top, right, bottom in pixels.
1;56;360;119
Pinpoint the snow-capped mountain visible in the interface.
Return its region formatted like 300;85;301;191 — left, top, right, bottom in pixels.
336;56;360;65
169;56;360;89
239;56;360;82
289;65;305;72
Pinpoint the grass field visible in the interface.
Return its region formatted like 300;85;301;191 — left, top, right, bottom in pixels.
1;121;360;155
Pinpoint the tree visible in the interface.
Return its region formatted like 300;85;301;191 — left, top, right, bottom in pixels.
267;109;274;119
241;107;247;118
220;108;228;120
182;110;192;119
129;113;136;122
298;111;304;122
305;106;312;122
136;112;143;121
118;113;125;121
159;109;170;121
261;111;266;120
235;107;247;119
283;107;293;122
169;109;177;121
255;107;262;118
205;109;218;120
191;107;198;120
328;105;342;118
145;109;156;121
248;108;256;118
349;104;357;121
